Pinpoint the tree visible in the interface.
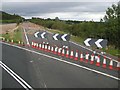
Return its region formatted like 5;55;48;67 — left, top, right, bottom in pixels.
103;2;119;49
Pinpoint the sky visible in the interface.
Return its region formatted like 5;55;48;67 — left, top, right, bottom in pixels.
1;0;119;21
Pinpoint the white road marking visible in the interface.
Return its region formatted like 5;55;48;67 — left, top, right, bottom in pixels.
1;42;120;81
0;61;33;90
23;28;30;46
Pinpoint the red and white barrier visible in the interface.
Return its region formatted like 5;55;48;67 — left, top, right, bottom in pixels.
90;53;94;64
96;55;100;66
102;56;107;68
70;50;74;59
74;50;78;60
66;49;69;58
85;52;89;63
80;52;84;62
109;59;113;70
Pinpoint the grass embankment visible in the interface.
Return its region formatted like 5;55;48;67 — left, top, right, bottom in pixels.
47;28;119;57
1;26;23;43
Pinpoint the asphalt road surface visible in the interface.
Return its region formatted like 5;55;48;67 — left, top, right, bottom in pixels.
1;42;119;88
23;28;119;77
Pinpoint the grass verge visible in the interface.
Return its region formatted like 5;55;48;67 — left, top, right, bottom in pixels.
1;27;22;43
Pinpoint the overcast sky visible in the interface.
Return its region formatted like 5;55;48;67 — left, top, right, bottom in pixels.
1;0;119;21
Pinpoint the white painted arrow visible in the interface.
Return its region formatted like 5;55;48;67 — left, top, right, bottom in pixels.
53;34;59;40
95;39;103;48
34;32;39;38
41;32;46;38
84;38;91;46
61;34;68;41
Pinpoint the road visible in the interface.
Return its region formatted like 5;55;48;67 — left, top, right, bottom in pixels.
1;42;119;88
23;28;119;76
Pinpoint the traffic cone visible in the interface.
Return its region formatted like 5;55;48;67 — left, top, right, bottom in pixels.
74;50;78;60
90;53;94;64
109;59;113;70
116;62;120;70
7;39;9;42
11;39;14;44
102;56;107;68
61;48;65;56
36;43;39;49
47;45;51;52
39;43;42;50
18;41;21;45
31;41;34;48
44;44;48;51
51;46;54;53
33;42;35;48
66;49;69;58
85;52;89;63
33;42;36;48
58;48;62;56
42;44;45;50
70;50;74;59
80;52;84;62
21;42;24;46
54;47;58;54
96;55;100;66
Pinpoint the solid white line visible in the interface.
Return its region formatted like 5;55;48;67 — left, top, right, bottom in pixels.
23;28;30;46
1;42;120;81
0;61;31;90
0;61;33;89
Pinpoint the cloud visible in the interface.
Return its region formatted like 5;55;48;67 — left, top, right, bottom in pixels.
2;2;118;21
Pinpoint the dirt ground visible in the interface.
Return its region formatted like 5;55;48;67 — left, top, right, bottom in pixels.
21;22;45;34
0;23;17;34
0;22;44;35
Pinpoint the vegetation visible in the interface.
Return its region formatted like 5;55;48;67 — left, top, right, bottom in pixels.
0;11;24;24
2;28;22;43
28;3;119;51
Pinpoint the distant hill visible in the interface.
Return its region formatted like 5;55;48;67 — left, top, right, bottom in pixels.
0;11;24;23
